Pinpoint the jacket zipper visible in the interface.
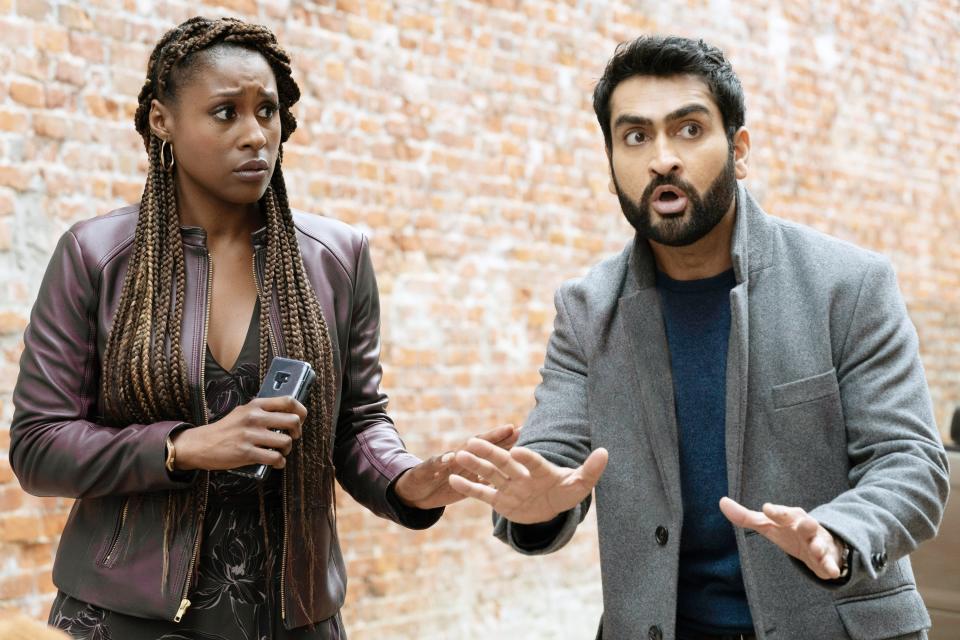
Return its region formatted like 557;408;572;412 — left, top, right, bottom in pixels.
252;252;288;621
102;497;130;566
175;253;214;623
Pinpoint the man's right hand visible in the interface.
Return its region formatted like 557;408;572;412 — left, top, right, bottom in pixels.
171;396;306;471
448;438;608;524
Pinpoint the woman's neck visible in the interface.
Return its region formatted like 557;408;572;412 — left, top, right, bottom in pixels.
175;179;264;242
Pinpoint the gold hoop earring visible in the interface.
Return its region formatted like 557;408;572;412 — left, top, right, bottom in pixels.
160;140;175;172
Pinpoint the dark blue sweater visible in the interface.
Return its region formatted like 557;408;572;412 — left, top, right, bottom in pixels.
656;268;753;634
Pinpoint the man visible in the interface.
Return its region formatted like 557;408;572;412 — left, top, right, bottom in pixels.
449;36;949;640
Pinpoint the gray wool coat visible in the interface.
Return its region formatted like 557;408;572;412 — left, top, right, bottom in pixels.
493;184;949;640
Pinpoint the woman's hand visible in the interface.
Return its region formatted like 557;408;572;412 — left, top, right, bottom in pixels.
171;396;306;471
392;424;520;510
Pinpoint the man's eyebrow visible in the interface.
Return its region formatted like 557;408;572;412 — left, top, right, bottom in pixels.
612;103;712;130
665;103;711;122
613;114;653;129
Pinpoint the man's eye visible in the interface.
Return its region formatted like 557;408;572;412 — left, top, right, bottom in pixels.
679;123;702;138
213;106;236;121
258;104;278;119
625;131;647;146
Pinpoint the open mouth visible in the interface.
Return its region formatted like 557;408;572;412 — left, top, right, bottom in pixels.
651;185;689;215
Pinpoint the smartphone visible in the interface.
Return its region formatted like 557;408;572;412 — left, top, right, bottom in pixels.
227;356;316;481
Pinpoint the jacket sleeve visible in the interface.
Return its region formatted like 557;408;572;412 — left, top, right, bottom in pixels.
493;283;593;553
332;235;442;529
809;257;949;586
10;230;196;499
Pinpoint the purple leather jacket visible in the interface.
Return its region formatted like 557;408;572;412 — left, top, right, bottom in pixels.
10;205;441;629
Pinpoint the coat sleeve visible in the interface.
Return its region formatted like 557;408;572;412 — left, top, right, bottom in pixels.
809;257;949;585
331;234;442;529
10;230;196;499
493;282;594;554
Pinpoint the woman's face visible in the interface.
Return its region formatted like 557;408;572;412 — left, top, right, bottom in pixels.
149;45;282;209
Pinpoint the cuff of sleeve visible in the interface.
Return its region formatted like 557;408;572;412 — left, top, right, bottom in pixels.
511;512;569;551
494;503;583;555
385;469;444;530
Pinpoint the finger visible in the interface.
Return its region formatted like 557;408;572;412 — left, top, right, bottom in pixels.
448;474;499;504
454;451;511;485
575;448;609;486
465;438;529;479
796;515;821;541
248;429;294;455
761;503;805;525
819;549;841;580
510;446;555;476
250;409;302;437
257;395;307;420
248;445;286;469
719;497;774;530
476;424;517;446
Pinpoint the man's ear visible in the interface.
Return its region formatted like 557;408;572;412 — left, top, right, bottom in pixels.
732;126;750;180
148;98;175;142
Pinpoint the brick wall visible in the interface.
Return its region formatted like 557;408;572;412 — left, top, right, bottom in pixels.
0;0;957;637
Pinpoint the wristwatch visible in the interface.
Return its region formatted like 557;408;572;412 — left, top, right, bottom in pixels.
165;435;176;473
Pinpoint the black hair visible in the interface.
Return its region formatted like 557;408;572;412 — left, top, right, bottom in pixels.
593;35;745;149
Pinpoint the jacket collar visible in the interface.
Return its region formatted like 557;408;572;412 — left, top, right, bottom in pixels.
177;224;270;249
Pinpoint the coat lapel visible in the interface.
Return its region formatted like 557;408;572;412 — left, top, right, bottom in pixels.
724;184;774;501
618;239;683;519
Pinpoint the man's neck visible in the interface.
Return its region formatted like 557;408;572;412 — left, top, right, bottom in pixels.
649;206;736;281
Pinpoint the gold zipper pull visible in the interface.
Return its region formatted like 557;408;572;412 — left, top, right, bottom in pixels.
174;598;191;622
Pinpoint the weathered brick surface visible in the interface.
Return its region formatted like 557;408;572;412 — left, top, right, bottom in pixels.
0;1;957;637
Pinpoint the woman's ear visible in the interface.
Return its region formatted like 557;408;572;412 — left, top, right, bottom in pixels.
148;98;174;142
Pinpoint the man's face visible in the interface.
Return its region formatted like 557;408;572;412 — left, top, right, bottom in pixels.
607;74;747;246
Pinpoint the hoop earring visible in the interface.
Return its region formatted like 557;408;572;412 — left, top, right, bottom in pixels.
160;140;175;172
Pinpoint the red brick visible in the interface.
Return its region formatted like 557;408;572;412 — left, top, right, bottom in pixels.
0;109;27;132
0;572;36;600
35;24;67;54
0;312;27;335
9;81;43;108
33;114;69;139
15;0;48;20
0;513;40;543
59;4;94;30
0;167;30;191
54;58;86;86
111;180;142;203
69;31;105;62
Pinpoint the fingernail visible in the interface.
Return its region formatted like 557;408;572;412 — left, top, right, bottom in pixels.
441;452;454;464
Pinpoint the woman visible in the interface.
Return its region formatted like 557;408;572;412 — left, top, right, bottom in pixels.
10;16;513;639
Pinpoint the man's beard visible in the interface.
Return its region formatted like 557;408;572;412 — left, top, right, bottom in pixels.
613;150;737;247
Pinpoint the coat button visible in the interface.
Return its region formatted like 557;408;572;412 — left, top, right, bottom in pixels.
648;625;662;640
655;526;669;546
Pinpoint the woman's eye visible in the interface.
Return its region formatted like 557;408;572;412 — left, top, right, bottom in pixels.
213;106;236;121
679;123;702;138
257;104;278;119
625;131;647;146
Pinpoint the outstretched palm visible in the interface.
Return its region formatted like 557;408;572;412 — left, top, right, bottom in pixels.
720;497;844;580
448;438;608;524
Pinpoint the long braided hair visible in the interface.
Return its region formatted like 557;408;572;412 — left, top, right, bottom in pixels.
102;16;337;607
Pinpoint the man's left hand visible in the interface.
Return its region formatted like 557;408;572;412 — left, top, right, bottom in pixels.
719;497;845;581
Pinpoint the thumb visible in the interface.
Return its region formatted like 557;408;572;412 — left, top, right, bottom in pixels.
576;448;609;486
